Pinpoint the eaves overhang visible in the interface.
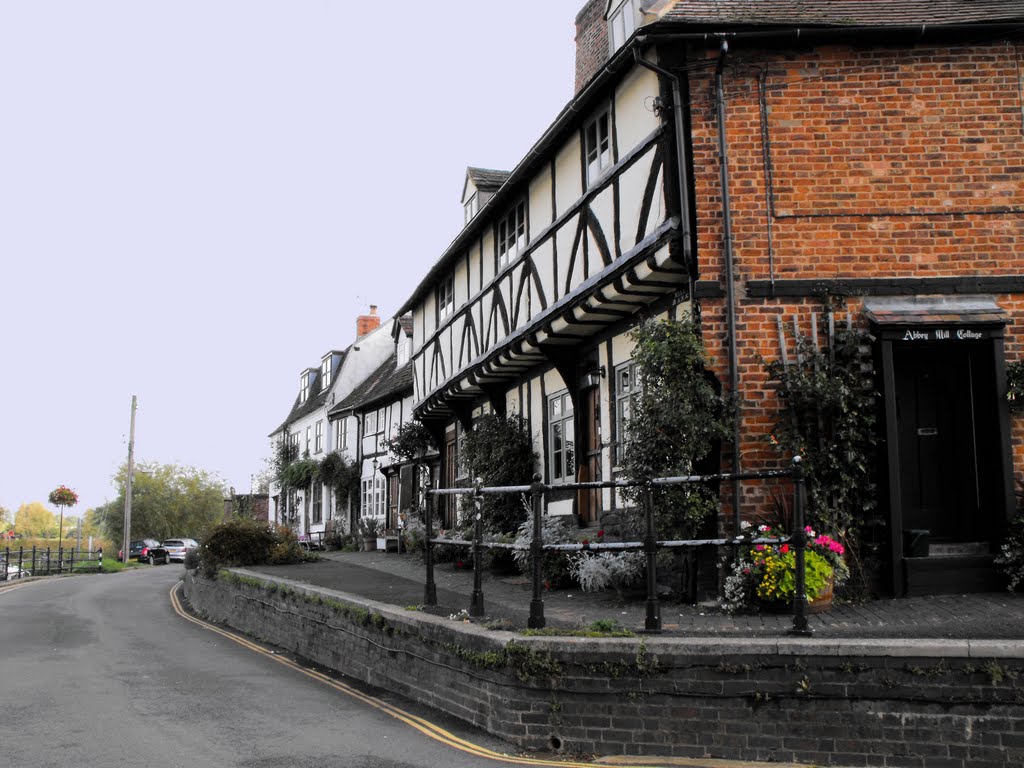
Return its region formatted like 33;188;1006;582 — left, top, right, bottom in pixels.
413;217;685;420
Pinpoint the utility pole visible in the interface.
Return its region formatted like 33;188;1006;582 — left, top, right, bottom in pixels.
122;395;137;565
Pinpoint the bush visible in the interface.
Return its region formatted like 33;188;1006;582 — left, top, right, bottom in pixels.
996;511;1024;591
183;547;200;571
512;514;574;589
196;518;304;577
459;414;538;535
568;551;645;595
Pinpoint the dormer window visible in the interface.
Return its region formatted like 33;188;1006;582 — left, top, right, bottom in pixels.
585;108;612;185
608;0;640;53
497;201;527;269
464;193;479;225
299;373;310;403
396;334;411;367
437;272;455;321
320;356;333;389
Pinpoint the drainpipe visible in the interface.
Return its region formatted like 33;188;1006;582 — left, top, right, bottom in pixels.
632;49;694;282
715;41;743;531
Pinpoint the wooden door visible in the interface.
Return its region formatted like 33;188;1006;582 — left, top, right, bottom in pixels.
577;386;602;525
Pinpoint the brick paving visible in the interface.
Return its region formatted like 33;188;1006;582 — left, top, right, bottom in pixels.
248;550;1024;641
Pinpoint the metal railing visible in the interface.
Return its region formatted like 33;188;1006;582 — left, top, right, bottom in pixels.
1;546;104;579
417;457;813;636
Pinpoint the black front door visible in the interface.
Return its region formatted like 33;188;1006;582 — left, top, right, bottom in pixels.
894;345;980;541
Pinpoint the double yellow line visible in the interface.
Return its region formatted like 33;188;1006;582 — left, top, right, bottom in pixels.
169;583;664;768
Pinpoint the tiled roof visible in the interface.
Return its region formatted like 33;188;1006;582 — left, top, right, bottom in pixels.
398;314;413;337
466;167;512;192
863;296;1008;326
657;0;1024;26
329;354;414;417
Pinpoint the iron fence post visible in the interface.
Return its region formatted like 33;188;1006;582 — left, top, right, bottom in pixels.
2;546;7;580
788;456;813;636
643;482;662;633
18;546;24;573
528;474;546;629
470;478;485;617
422;465;437;606
32;546;36;575
98;547;103;572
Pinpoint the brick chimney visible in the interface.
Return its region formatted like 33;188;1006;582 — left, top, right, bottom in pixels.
575;0;609;93
356;305;381;338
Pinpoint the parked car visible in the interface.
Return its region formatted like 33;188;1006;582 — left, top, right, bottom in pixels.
162;538;199;562
118;539;170;565
0;558;30;580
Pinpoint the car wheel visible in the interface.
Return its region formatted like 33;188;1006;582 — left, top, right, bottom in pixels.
148;554;155;565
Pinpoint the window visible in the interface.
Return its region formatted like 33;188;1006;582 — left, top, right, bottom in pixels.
464;193;478;225
613;361;637;466
497;200;527;269
314;421;323;454
609;0;639;52
437;273;454;320
305;426;311;455
548;391;575;483
455;421;468;480
585;109;612;185
320;356;332;389
299;373;310;403
396;335;410;367
335;418;348;451
360;475;385;518
364;410;377;436
312;482;322;524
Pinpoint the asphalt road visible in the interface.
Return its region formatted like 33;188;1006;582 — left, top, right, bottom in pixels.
0;567;566;768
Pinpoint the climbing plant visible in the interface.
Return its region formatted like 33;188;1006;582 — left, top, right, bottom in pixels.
620;317;733;538
460;413;538;535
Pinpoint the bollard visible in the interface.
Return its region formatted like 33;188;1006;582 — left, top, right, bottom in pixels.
788;456;813;636
469;478;485;617
528;474;545;629
422;466;437;606
643;483;662;633
98;547;103;573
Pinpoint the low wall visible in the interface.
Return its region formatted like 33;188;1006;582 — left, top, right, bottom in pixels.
183;570;1024;767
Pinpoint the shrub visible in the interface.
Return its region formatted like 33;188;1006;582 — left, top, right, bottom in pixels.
511;514;574;588
183;547;200;571
568;551;645;595
268;525;305;564
459;414;538;535
996;510;1024;591
196;518;304;578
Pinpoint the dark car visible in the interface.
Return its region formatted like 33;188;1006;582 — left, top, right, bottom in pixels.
118;539;170;565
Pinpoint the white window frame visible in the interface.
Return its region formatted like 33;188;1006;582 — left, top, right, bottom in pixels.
547;391;575;483
608;0;639;53
335;418;348;451
464;193;478;225
497;200;527;269
305;426;311;455
364;410;377;436
314;420;323;454
312;482;323;524
585;108;612;186
299;373;310;403
396;335;410;367
320;356;332;389
613;361;637;467
437;273;455;320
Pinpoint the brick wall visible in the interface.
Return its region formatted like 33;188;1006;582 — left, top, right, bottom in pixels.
575;0;609;93
185;571;1024;767
682;39;1024;497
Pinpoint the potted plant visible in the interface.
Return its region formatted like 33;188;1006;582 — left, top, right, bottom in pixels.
357;518;381;552
722;524;849;613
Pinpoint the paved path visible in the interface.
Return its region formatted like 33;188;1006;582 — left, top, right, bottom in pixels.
250;550;1024;640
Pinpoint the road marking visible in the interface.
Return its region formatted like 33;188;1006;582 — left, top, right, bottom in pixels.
169;582;672;768
0;579;36;595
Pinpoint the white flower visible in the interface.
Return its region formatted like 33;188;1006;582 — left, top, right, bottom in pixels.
740;520;751;530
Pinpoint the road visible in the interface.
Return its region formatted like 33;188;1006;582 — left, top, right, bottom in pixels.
0;567;586;768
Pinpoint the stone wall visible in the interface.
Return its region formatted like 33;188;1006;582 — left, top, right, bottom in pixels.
184;569;1024;767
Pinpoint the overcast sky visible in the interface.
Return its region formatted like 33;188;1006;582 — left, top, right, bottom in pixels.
1;0;583;516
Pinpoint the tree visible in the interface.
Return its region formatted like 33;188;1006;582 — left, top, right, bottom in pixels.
460;413;537;535
0;505;11;530
14;502;58;537
93;462;227;543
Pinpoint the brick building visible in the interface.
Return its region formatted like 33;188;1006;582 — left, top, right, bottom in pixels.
398;0;1024;596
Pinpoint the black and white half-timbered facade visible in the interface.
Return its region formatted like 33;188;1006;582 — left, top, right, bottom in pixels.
398;4;695;527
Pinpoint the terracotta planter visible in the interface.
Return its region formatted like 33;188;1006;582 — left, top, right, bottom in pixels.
360;537;377;552
808;574;835;614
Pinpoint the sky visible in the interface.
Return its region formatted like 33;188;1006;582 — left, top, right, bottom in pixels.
1;0;584;515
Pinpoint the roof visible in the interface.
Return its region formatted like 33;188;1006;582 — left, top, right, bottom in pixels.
863;296;1009;327
466;167;511;192
656;0;1024;26
269;349;349;436
329;354;414;417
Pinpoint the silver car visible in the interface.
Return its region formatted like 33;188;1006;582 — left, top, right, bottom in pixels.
162;538;199;563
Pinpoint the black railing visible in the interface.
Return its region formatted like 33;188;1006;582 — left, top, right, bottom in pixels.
1;547;105;580
417;457;812;636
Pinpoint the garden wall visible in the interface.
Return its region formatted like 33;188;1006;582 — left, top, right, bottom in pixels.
183;569;1024;767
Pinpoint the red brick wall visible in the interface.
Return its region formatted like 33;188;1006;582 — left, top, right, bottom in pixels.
575;0;609;93
357;305;381;338
681;40;1024;523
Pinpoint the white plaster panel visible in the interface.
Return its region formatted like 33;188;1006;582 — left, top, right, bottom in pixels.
529;169;554;232
467;241;481;300
480;229;496;288
616;149;661;253
589;184;616;269
553;215;581;303
614;66;660;154
554;133;583;219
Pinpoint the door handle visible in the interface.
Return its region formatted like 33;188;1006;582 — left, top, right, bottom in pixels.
917;427;938;437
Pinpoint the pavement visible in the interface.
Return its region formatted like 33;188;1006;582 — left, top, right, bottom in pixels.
248;548;1024;641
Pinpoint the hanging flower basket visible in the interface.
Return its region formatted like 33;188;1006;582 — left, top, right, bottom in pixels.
48;485;79;507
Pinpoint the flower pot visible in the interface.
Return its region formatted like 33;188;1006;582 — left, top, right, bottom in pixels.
361;537;377;552
807;574;834;614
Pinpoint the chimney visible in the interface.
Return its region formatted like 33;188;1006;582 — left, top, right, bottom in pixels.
575;0;609;93
356;305;381;338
